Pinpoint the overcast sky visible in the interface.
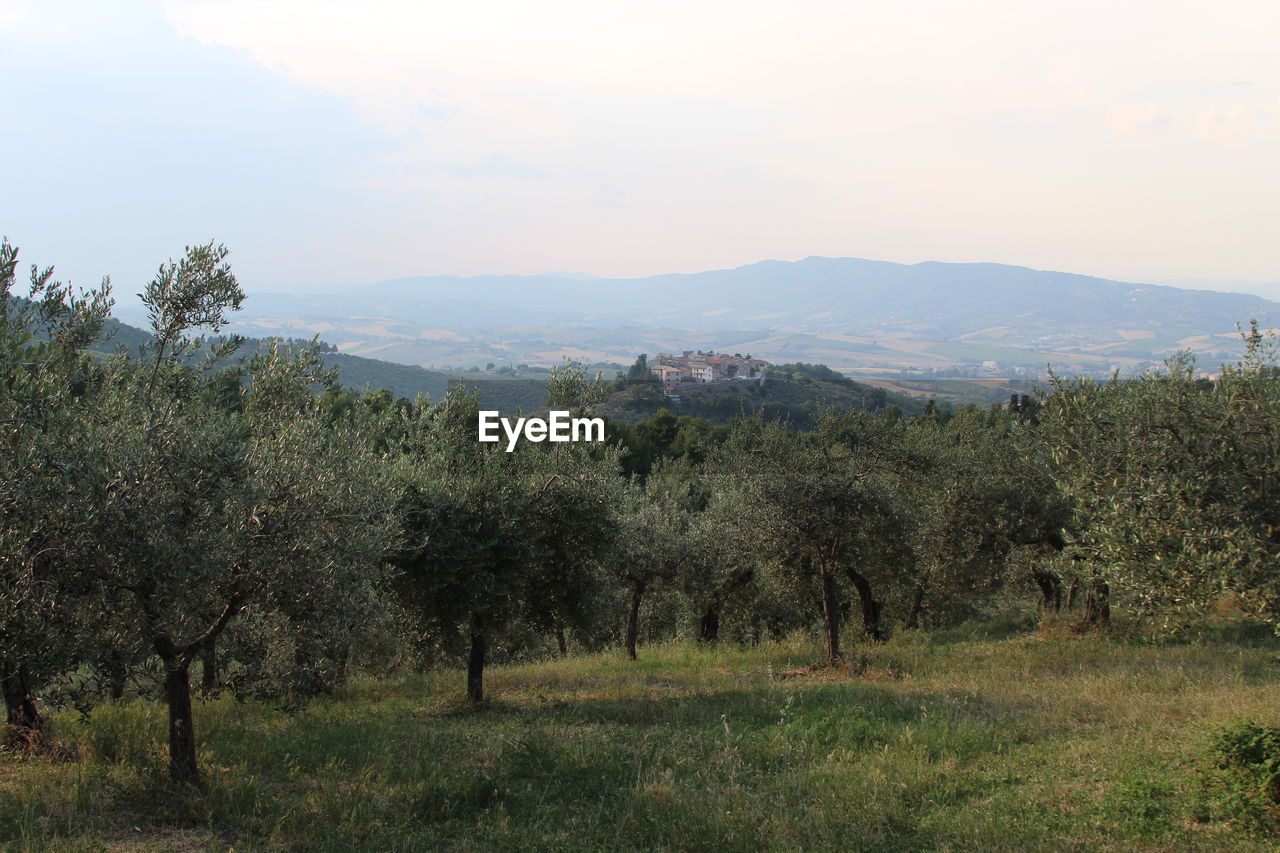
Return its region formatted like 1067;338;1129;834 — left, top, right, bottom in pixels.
2;0;1278;303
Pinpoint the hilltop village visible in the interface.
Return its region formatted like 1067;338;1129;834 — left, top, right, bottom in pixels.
649;351;768;391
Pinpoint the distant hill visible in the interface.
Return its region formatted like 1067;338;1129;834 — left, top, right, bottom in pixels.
323;353;549;411
7;299;153;358
99;317;152;355
855;376;1046;407
228;257;1280;378
86;318;551;413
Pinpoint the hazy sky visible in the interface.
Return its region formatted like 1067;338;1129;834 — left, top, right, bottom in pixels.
3;0;1278;302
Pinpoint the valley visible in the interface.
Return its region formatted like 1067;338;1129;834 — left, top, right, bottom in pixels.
218;257;1279;379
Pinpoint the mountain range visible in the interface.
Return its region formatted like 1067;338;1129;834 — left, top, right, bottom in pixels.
218;257;1280;378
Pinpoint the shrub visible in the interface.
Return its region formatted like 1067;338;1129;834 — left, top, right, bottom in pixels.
1205;720;1280;835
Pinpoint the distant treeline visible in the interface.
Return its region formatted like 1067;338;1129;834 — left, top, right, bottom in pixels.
597;358;923;427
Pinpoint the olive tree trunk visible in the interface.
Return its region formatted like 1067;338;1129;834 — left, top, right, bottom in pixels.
698;603;721;643
1082;581;1110;628
903;582;926;630
625;580;646;661
1;656;44;745
200;638;218;693
818;561;842;665
149;597;243;783
1033;570;1063;612
466;631;486;703
162;656;199;783
847;569;883;641
107;649;128;700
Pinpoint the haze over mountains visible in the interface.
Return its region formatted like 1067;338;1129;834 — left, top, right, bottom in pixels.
225;257;1280;378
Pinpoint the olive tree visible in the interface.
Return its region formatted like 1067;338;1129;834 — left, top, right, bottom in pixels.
393;388;619;702
1042;330;1280;630
901;407;1067;628
74;244;395;782
712;414;902;665
0;238;112;744
676;483;759;644
613;459;701;660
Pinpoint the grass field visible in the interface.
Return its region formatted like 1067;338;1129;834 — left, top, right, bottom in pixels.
4;621;1280;851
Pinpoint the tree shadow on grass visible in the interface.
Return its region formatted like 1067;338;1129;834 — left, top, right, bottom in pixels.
27;671;1126;853
383;680;1103;852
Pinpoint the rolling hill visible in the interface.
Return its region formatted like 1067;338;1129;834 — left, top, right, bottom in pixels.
86;319;549;412
224;257;1280;378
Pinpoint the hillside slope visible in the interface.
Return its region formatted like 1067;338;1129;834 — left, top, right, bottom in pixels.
86;318;551;412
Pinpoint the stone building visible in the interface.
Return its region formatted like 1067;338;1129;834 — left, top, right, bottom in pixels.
649;351;768;390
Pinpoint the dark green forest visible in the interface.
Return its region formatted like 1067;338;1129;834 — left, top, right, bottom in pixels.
4;242;1280;847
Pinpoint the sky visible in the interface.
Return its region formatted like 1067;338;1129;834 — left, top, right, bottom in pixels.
2;0;1279;305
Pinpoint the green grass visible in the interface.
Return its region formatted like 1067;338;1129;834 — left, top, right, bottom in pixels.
4;628;1280;851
